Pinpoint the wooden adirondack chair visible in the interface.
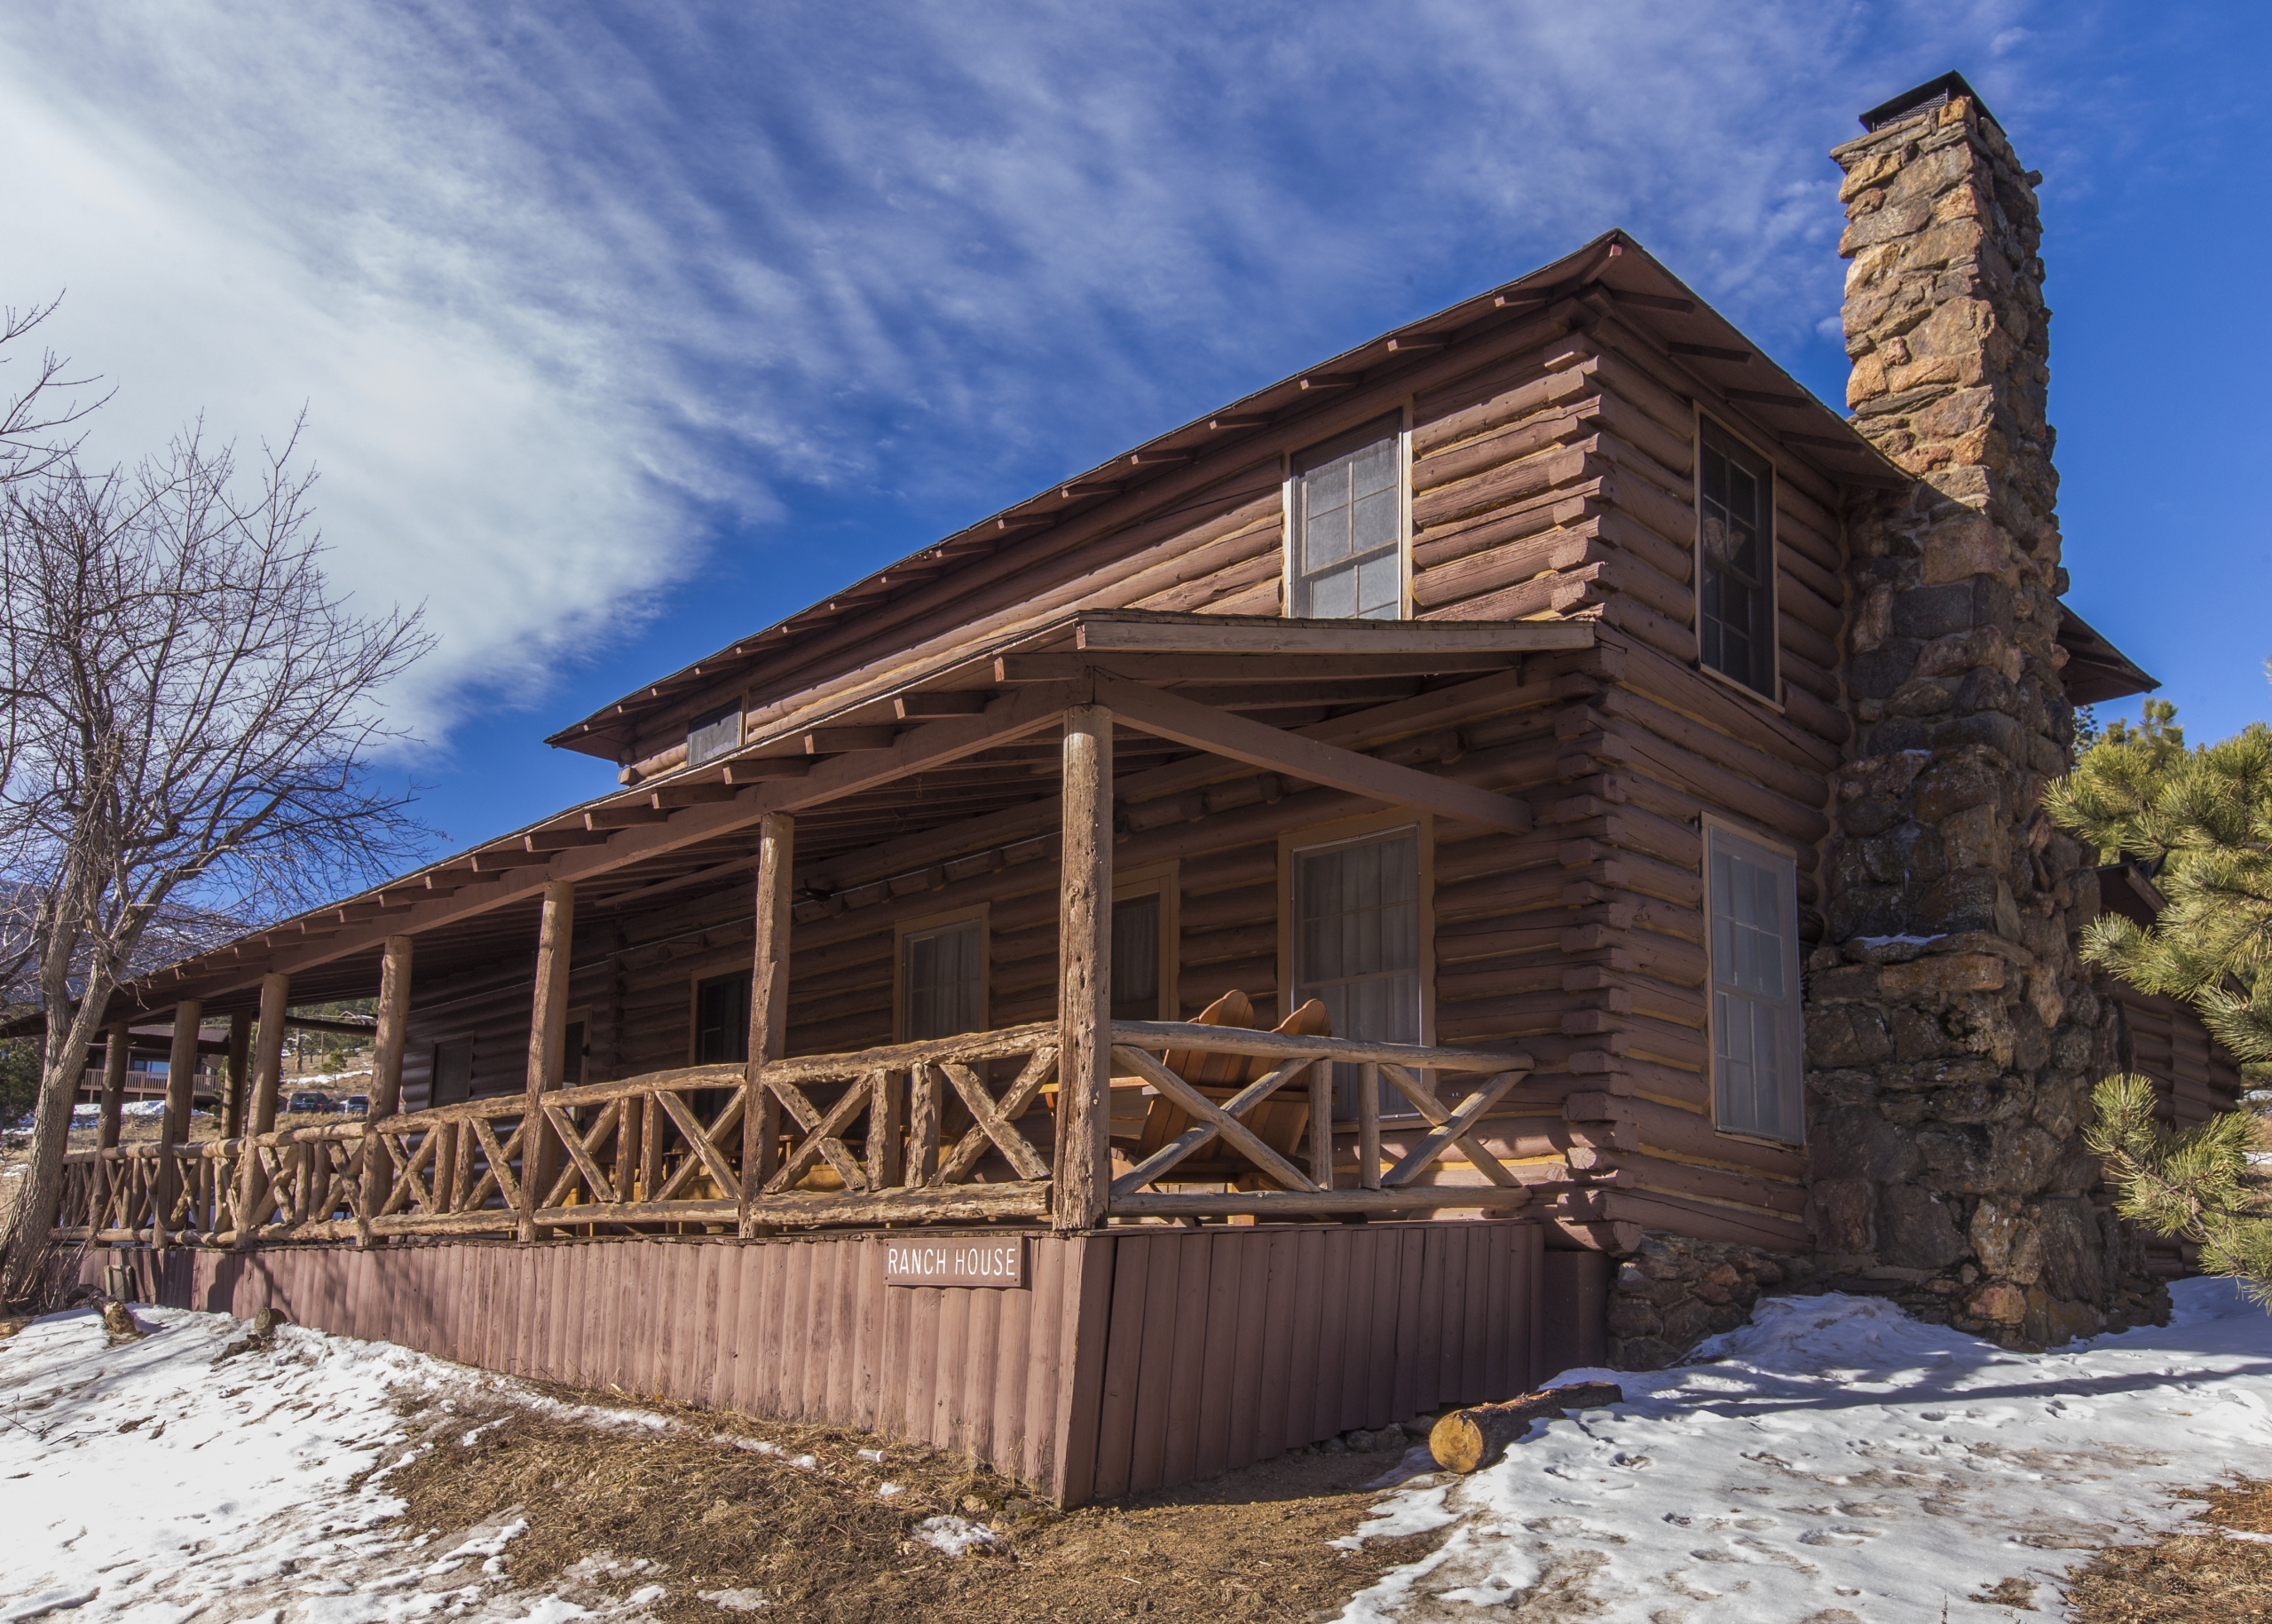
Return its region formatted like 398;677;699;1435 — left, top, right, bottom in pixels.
1130;990;1330;1181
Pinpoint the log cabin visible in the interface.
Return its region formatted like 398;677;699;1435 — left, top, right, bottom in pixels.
50;73;2237;1500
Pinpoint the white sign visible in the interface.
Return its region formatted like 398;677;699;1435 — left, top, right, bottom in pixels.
881;1237;1026;1289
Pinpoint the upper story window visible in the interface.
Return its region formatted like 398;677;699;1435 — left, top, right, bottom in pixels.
1697;422;1776;697
903;918;984;1041
1290;414;1403;619
1705;824;1803;1143
687;700;743;767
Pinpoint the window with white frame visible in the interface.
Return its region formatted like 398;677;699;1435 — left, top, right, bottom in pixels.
903;918;984;1040
1706;824;1804;1142
1290;414;1403;619
1292;829;1420;1117
1697;422;1777;697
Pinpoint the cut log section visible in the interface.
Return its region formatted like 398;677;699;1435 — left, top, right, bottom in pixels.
1428;1381;1625;1473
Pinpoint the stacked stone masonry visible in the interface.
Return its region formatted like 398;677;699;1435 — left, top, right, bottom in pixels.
1800;93;2165;1350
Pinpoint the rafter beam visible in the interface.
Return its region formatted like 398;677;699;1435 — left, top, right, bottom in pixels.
1092;675;1532;833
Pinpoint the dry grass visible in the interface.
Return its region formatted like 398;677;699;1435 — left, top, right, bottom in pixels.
2063;1480;2272;1622
378;1381;1440;1623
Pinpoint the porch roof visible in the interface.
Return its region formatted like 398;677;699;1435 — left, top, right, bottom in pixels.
105;611;1593;1022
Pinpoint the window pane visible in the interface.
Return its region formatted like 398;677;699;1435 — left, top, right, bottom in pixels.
905;921;983;1040
1708;830;1801;1142
1111;895;1161;1021
1293;832;1421;1117
1698;426;1774;697
1293;418;1402;621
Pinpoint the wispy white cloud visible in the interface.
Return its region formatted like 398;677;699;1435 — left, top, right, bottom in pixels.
0;0;2063;747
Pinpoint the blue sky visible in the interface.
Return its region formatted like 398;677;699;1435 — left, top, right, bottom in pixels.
0;1;2264;871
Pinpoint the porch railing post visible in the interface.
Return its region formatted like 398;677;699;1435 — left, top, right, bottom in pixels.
1053;704;1113;1233
234;972;289;1248
359;934;414;1234
742;812;793;1234
154;1000;202;1248
220;1013;252;1140
521;879;576;1242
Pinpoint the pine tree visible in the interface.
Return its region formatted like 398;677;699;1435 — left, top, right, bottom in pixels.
2045;698;2272;1299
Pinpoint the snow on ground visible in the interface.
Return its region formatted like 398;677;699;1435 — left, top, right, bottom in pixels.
1339;1278;2272;1622
0;1306;679;1624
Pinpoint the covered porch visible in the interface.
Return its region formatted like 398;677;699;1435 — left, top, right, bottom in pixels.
58;611;1590;1251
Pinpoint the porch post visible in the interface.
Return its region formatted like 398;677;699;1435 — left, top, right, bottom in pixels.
1053;704;1113;1234
741;812;793;1234
360;934;414;1226
96;1021;129;1151
96;1019;129;1225
153;1000;202;1244
521;879;575;1242
233;972;289;1247
221;1012;252;1139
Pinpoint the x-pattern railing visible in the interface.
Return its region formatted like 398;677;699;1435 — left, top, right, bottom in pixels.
51;1020;1534;1246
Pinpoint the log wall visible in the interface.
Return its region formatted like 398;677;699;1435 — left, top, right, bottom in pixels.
2111;982;2247;1281
390;313;1846;1259
105;1218;1549;1506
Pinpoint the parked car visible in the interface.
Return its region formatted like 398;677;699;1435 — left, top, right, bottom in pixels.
285;1090;329;1114
335;1095;370;1116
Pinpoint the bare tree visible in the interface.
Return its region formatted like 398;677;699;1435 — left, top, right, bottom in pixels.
0;418;431;1302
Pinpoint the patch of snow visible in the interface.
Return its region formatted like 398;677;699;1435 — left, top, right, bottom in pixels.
1336;1280;2272;1622
697;1589;767;1612
0;1307;707;1624
913;1515;1001;1557
1849;933;1935;949
876;1481;903;1499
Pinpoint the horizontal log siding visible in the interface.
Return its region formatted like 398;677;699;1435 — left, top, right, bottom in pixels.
1393;319;1848;1254
102;1218;1545;1506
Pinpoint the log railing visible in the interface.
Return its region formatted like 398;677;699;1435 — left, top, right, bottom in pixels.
51;1021;1533;1248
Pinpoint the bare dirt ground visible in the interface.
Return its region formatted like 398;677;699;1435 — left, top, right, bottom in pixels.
2063;1479;2272;1623
379;1379;1445;1624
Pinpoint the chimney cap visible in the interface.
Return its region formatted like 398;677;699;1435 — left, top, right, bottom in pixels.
1858;71;2000;134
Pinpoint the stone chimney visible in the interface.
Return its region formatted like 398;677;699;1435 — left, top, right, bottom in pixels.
1804;75;2165;1345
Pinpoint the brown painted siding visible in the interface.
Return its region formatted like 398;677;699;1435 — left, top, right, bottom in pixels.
110;1219;1545;1505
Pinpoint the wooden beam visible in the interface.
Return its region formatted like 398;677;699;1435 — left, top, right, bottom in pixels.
97;1021;128;1152
742;812;793;1232
995;650;1519;685
895;691;990;719
221;1013;252;1139
1053;704;1111;1233
361;935;413;1226
586;805;672;829
520;879;575;1242
1071;618;1595;657
1093;675;1533;833
234;973;288;1248
526;830;610;851
803;727;898;753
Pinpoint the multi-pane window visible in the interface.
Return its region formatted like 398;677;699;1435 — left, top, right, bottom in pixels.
1698;422;1776;696
694;972;750;1065
1292;830;1420;1118
1111;893;1163;1021
1291;415;1402;619
1706;824;1803;1142
903;919;984;1040
686;701;743;767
